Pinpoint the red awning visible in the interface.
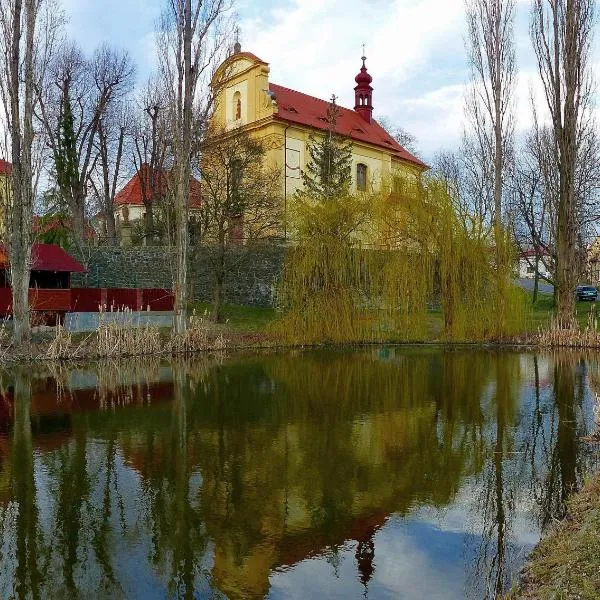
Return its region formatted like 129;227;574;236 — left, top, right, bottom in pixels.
0;243;86;273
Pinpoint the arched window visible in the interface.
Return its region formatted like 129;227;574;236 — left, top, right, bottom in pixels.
356;163;367;192
233;91;242;120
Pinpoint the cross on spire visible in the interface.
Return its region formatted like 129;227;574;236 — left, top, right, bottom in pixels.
233;26;241;53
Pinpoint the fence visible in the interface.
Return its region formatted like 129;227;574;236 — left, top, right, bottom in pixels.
0;287;175;316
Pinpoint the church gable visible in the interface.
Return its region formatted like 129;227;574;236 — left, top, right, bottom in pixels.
212;48;273;130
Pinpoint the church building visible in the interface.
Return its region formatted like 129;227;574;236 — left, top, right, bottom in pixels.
210;43;427;209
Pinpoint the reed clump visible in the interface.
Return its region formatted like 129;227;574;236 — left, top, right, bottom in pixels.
538;306;600;348
4;307;231;363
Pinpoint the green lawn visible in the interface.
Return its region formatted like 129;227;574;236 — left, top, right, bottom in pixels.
188;293;599;340
527;292;599;332
188;301;276;332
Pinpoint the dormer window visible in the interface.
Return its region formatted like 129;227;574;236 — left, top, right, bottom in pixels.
357;163;367;192
233;91;242;120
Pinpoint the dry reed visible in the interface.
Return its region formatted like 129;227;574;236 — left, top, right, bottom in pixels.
538;306;600;348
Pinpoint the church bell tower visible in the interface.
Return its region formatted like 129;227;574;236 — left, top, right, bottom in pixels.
354;52;373;124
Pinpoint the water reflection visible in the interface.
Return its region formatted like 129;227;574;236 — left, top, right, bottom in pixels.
0;349;597;599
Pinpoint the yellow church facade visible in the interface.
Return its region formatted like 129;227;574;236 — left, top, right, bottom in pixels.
210;45;426;212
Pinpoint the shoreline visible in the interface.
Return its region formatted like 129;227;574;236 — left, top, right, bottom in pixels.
5;326;600;365
508;472;600;599
0;330;545;365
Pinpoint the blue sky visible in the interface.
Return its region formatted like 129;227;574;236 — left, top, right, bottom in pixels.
62;0;599;161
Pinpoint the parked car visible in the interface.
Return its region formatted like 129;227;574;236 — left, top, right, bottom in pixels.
576;285;598;301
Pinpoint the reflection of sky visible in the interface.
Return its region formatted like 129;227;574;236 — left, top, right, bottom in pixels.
266;483;540;600
269;518;481;600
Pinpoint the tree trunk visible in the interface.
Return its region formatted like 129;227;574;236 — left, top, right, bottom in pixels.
144;203;155;244
69;193;86;248
173;0;193;334
533;257;540;304
555;187;576;326
9;0;36;347
104;208;117;246
212;241;226;323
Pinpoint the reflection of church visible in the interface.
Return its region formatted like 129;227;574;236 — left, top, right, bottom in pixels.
0;368;386;597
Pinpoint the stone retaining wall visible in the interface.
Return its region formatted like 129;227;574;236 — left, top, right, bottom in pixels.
71;245;285;307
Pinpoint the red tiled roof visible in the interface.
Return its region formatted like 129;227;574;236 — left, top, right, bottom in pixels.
33;215;97;241
115;164;202;209
520;248;551;258
31;243;86;272
269;83;427;169
0;243;86;272
0;159;12;176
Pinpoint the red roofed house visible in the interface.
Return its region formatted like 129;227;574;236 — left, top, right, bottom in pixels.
109;164;202;236
210;44;426;217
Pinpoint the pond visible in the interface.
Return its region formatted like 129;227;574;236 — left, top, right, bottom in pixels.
0;347;598;599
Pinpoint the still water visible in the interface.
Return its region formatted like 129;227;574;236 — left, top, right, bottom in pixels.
0;347;598;599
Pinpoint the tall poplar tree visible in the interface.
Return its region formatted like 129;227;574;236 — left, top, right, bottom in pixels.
531;0;595;324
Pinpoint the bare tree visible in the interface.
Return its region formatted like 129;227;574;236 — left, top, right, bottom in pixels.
36;42;135;247
531;0;595;324
511;129;554;303
378;116;419;157
465;0;516;236
0;0;52;344
157;0;231;333
431;148;490;239
198;126;282;322
90;102;130;245
131;77;169;242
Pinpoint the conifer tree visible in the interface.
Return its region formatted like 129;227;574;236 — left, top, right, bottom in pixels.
54;87;79;214
301;95;353;200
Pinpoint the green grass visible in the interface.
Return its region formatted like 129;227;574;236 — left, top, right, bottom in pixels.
508;474;600;599
186;293;599;341
188;301;276;332
527;292;599;332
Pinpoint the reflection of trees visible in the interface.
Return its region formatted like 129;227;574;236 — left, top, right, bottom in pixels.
471;353;521;599
0;349;596;599
537;355;586;527
11;370;42;599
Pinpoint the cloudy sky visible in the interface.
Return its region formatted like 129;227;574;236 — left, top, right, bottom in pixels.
61;0;599;161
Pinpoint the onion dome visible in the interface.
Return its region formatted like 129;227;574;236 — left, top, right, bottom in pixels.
355;57;373;85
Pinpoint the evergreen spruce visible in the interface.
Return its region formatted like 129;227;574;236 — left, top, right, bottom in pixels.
301;95;353;200
54;87;79;206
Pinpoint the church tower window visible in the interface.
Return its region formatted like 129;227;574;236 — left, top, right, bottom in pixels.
357;163;367;191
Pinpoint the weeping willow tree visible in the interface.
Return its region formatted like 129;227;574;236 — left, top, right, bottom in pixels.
273;176;527;344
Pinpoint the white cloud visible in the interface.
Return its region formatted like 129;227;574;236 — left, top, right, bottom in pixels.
241;0;467;158
240;0;600;160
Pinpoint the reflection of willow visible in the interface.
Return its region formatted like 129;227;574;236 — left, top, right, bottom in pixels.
189;348;492;597
470;353;521;599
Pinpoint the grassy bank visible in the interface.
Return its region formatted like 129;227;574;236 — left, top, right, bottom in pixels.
509;472;600;599
2;291;599;363
188;301;276;332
